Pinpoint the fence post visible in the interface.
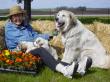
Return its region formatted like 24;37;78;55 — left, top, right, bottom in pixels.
24;0;31;24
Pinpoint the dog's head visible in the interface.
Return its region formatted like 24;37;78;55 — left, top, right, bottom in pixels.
55;10;77;33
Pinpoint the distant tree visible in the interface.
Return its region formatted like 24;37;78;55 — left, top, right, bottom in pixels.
17;0;33;23
77;6;86;15
56;6;68;11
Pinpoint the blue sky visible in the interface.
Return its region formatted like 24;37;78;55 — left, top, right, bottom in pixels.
0;0;110;9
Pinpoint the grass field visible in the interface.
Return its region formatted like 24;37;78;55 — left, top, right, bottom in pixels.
0;67;110;82
0;19;110;82
0;16;110;24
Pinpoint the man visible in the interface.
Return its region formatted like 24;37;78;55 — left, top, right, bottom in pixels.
4;5;79;79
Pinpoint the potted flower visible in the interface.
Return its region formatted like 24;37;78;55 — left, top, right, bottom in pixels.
0;48;41;75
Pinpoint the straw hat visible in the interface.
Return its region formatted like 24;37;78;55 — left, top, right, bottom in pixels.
8;5;25;17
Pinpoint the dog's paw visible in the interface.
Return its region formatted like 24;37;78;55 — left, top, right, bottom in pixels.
34;37;49;48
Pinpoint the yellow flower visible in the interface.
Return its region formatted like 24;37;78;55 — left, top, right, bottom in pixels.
4;50;10;56
6;59;10;63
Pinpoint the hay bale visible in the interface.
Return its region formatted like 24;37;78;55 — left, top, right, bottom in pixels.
49;34;64;56
31;20;56;34
86;22;110;54
0;27;5;49
0;21;6;49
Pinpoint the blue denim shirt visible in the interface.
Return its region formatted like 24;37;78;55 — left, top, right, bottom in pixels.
5;20;50;50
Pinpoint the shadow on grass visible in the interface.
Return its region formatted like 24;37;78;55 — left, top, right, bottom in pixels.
73;68;97;79
35;62;46;75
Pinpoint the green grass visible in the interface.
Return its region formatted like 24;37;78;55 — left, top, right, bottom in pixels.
78;16;110;24
0;66;110;82
1;16;110;24
32;16;54;21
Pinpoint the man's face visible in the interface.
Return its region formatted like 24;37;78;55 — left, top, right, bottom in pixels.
11;13;24;26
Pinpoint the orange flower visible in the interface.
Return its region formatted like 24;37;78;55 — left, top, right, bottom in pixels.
9;60;14;65
2;57;7;61
6;60;14;65
23;56;30;62
10;51;17;55
6;59;10;63
21;53;25;57
32;56;37;60
16;51;23;56
28;54;33;58
0;53;3;57
29;61;33;65
15;57;23;63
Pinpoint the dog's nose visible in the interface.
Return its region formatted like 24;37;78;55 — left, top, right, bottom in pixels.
55;17;59;21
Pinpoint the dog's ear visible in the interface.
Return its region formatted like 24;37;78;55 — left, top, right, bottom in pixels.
69;12;77;26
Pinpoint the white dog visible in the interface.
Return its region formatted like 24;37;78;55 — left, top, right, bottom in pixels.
55;10;110;69
17;37;58;60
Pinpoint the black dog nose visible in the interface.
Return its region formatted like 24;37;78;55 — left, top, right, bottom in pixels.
55;17;59;21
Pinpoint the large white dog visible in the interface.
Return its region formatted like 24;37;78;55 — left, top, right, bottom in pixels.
17;37;58;60
55;10;110;69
